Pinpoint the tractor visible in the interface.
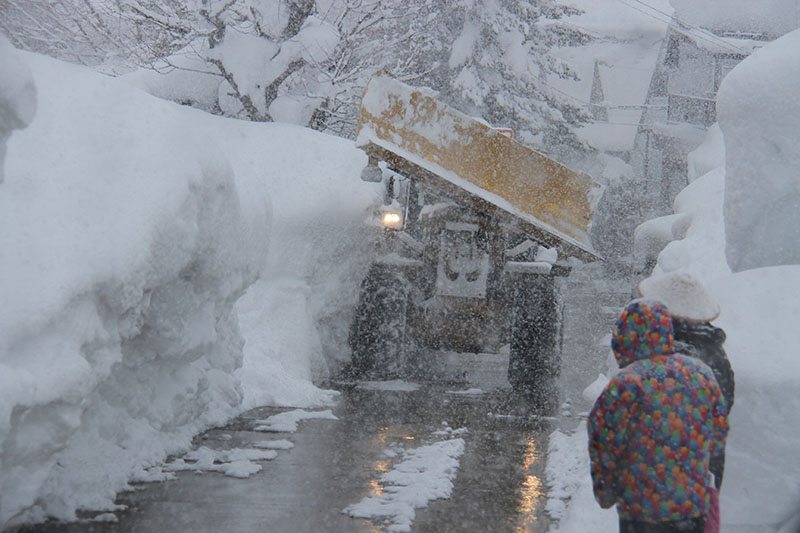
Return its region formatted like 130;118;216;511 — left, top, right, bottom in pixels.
346;75;600;404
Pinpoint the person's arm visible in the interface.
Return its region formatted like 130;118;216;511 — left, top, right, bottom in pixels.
588;374;636;509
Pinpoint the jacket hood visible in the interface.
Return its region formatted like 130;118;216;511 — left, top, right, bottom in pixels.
611;299;675;368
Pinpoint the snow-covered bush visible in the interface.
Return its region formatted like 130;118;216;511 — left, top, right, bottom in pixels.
717;29;800;272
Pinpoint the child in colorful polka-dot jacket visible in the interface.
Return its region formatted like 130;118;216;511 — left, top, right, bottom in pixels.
588;300;729;533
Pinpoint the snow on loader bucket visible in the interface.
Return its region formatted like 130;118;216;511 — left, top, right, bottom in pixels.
347;74;601;406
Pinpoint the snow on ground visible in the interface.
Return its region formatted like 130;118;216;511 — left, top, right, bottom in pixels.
0;44;378;527
445;388;484;396
344;429;466;532
252;439;294;450
548;29;800;533
163;446;278;479
546;423;616;531
431;424;468;438
253;409;338;433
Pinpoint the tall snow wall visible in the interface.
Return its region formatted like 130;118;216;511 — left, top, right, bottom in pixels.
0;41;378;526
0;35;36;183
0;48;269;526
717;28;800;272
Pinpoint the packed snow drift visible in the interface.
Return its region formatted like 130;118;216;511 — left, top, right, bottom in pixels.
717;29;800;272
0;42;378;527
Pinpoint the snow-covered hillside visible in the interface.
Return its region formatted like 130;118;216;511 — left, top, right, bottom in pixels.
0;43;377;527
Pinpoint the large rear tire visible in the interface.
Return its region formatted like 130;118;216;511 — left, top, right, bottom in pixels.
347;264;409;379
507;273;560;410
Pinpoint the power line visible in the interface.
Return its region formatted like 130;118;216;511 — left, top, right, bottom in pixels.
613;0;748;55
629;0;750;53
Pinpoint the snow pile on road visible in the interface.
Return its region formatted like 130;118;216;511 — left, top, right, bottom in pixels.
344;431;466;532
164;446;278;479
253;409;338;433
0;46;377;527
717;29;800;272
252;439;294;450
548;28;800;533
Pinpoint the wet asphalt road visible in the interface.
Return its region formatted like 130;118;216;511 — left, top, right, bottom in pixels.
27;359;555;533
24;264;628;533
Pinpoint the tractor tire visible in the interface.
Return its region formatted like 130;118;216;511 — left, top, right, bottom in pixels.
507;273;560;411
347;264;409;379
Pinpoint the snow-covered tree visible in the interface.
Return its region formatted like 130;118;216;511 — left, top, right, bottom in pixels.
0;0;124;66
426;0;592;150
0;0;590;148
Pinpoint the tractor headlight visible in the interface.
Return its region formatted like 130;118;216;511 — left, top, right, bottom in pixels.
381;210;403;229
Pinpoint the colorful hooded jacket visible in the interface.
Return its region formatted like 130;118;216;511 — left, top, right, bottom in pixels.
588;300;729;522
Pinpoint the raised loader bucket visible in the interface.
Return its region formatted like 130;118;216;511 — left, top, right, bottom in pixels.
356;74;601;262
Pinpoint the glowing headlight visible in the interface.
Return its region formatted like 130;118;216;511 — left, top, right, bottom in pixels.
381;211;403;228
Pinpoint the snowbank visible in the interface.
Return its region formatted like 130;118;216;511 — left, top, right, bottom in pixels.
649;166;730;281
0;47;377;526
708;267;800;530
0;35;36;183
686;123;724;183
718;29;800;272
550;30;800;532
0;50;267;526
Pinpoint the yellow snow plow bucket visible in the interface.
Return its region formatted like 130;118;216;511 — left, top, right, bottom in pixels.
356;74;601;262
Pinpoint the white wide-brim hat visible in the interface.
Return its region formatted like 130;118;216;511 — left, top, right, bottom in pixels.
636;271;720;322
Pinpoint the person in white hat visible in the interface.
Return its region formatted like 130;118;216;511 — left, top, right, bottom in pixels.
637;271;735;491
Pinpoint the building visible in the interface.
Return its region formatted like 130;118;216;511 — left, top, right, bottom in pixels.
629;22;771;216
